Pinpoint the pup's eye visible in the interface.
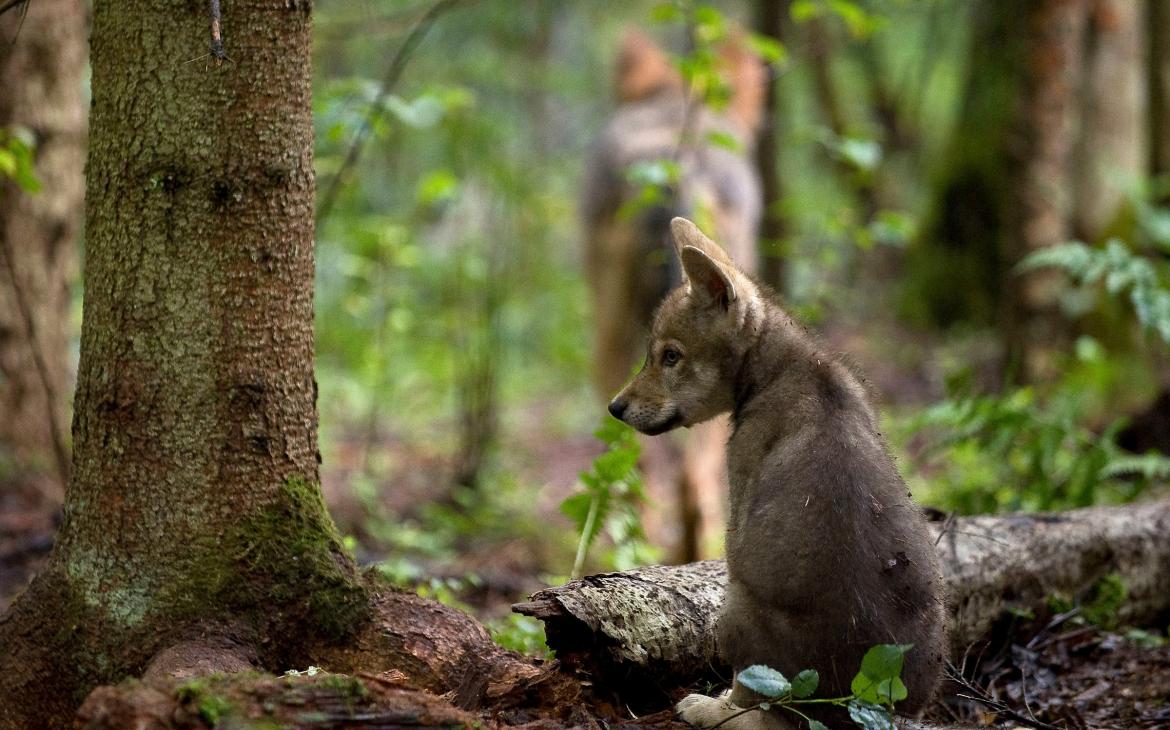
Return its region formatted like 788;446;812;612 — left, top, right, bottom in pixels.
662;347;681;367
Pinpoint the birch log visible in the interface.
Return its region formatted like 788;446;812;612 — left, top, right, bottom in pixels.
514;500;1170;684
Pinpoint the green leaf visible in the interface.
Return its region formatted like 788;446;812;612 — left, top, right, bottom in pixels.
852;644;912;705
790;0;824;23
846;700;896;730
859;644;912;681
705;130;741;152
791;669;819;698
746;34;787;65
836;137;882;172
416;169;460;207
808;722;829;730
737;664;790;699
649;3;683;23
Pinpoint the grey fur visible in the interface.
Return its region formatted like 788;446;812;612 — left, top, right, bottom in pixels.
610;218;946;729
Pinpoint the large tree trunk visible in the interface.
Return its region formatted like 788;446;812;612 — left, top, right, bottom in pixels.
0;0;86;502
0;3;536;727
515;500;1170;688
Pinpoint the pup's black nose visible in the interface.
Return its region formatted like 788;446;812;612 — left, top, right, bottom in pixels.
608;398;628;420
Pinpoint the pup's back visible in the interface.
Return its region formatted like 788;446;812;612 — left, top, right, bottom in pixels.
720;301;946;716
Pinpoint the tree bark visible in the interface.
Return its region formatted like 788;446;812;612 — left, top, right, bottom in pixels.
0;0;86;501
1150;0;1170;186
515;500;1170;687
1072;0;1147;242
754;0;789;291
1003;0;1090;382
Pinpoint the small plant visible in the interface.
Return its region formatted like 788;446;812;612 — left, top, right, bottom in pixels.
1048;573;1128;631
561;417;654;578
727;644;913;730
486;614;553;659
1018;238;1170;347
0;126;40;194
903;370;1170;514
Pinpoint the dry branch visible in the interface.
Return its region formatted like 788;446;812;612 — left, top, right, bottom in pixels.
515;500;1170;685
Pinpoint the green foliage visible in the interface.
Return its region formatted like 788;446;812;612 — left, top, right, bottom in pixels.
1124;627;1168;649
486;614;552;659
791;0;885;38
1018;238;1170;346
903;370;1170;514
1049;573;1128;631
0;126;40;194
850;644;910;707
175;679;234;726
729;644;910;729
561;418;656;578
739;664;792;698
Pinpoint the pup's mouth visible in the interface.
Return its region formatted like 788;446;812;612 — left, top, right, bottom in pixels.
638;410;683;436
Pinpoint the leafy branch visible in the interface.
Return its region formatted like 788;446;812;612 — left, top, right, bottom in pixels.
722;644;915;730
561;418;650;579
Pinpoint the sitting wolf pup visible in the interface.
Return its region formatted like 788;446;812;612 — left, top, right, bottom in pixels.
608;218;946;730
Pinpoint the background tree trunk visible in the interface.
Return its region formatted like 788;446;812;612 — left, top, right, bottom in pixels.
1002;0;1089;382
1072;0;1147;242
516;500;1170;690
754;0;790;291
1150;0;1170;188
0;0;87;503
903;1;1020;330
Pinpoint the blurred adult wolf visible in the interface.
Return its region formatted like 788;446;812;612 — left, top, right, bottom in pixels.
582;29;765;560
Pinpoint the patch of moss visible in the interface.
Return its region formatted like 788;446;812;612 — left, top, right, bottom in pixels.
320;674;369;700
161;476;371;650
175;678;234;725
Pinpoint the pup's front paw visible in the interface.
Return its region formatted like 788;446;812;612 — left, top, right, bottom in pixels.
676;692;737;727
675;693;796;730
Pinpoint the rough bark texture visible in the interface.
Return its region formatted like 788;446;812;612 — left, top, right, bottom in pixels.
0;0;86;498
515;500;1170;687
754;0;789;291
1003;0;1089;382
1150;0;1170;185
1072;0;1147;241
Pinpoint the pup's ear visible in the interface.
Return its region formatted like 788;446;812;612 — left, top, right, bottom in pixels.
670;217;735;268
681;245;736;308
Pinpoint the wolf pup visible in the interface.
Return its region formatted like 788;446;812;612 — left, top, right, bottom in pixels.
609;218;946;730
583;29;765;561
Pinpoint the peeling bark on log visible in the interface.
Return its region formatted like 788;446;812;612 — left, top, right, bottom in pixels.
515;501;1170;685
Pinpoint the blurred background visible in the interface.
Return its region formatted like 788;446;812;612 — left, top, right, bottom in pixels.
3;0;1170;658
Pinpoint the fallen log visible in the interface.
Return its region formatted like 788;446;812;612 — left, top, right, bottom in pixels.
515;500;1170;685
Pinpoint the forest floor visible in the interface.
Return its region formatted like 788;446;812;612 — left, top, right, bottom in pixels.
2;313;1167;727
